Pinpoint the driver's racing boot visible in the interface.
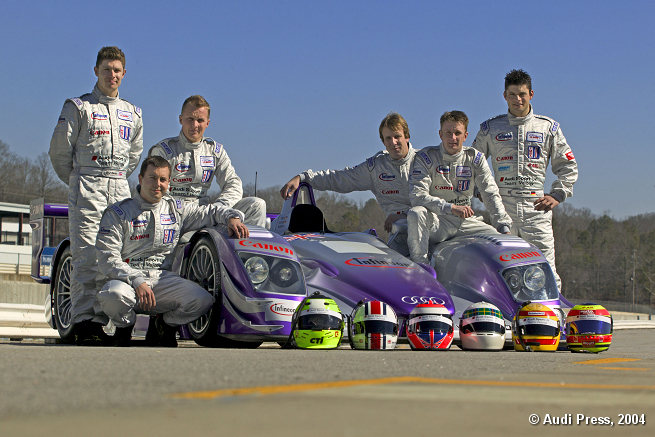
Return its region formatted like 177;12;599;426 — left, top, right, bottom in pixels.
74;320;110;346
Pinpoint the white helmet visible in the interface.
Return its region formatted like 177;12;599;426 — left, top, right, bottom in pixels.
460;302;506;351
348;300;398;350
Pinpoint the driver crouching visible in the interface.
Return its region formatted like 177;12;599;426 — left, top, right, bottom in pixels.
95;156;248;346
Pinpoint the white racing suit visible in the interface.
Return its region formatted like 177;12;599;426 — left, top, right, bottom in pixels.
95;192;244;327
299;146;417;255
49;85;143;325
148;133;266;227
408;145;512;264
472;108;578;289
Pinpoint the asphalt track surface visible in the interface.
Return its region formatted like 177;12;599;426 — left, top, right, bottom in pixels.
1;330;653;437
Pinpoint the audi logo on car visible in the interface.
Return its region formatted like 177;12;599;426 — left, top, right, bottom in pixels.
401;296;445;305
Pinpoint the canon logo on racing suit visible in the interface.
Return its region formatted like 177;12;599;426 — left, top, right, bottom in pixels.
89;129;110;137
435;185;453;190
527;163;540;168
401;296;445;305
172;177;193;183
499;251;541;262
345;258;414;268
381;189;400;195
378;173;396;181
129;233;150;240
175;163;191;172
239;240;294;256
496;156;514;162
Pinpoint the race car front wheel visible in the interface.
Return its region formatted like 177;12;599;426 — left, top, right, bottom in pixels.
185;236;262;348
52;246;75;343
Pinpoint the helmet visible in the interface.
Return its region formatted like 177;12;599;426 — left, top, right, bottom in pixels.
348;300;398;350
566;303;613;353
406;303;454;350
512;302;560;352
460;302;506;351
290;293;344;349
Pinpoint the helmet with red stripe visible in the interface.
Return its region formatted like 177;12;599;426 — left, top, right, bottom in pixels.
566;303;612;353
406;303;454;350
512;302;560;352
348;300;398;350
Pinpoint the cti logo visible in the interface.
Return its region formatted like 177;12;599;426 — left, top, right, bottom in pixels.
310;337;324;344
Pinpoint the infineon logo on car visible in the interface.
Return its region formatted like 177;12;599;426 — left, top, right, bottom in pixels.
265;299;300;322
498;251;542;262
238;239;294;256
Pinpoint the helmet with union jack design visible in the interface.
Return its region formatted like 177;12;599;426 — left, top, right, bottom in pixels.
406;303;454;350
348;300;398;350
565;303;612;353
512;302;560;352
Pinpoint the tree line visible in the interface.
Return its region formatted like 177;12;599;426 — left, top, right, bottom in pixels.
2;139;652;312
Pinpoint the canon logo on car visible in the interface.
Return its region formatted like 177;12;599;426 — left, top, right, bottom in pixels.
239;239;294;255
499;251;542;262
401;296;445;305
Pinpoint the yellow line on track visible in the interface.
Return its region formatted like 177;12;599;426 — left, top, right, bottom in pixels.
598;367;650;371
169;376;655;400
574;357;641;365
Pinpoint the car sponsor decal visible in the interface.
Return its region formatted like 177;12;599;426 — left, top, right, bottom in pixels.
162;229;176;244
132;219;148;228
265;299;300;322
283;233;325;241
457;180;470;192
160;214;176;225
435;185;453;191
378;172;396;181
119;125;131;141
238;239;294;255
380;189;399;195
495;132;513;141
91;112;108;120
130;233;150;241
496;155;513;162
498;251;543;262
456;166;471;177
116;109;133;122
527;132;544;143
344;257;416;269
436;165;450;174
200;156;214;167
527;145;541;159
401;296;446;305
89;129;110;137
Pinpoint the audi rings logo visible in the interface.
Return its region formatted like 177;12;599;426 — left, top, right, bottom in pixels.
401;296;445;305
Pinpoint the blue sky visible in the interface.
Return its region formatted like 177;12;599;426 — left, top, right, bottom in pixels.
1;1;653;218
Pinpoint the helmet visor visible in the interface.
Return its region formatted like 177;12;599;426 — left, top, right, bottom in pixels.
413;320;452;334
352;320;398;336
568;319;612;335
519;323;559;337
298;314;343;331
460;321;505;335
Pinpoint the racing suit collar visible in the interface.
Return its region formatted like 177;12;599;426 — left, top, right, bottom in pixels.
508;106;534;126
389;143;415;167
437;143;463;162
134;187;160;211
92;84;120;104
178;131;204;150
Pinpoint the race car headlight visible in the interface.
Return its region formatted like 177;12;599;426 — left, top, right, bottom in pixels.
244;256;269;284
502;262;558;302
271;260;298;288
524;265;546;291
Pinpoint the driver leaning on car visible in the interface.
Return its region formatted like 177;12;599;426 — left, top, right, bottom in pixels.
407;111;512;264
95;156;248;346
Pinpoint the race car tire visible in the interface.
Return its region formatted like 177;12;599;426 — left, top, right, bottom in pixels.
185;236;262;348
52;246;75;343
